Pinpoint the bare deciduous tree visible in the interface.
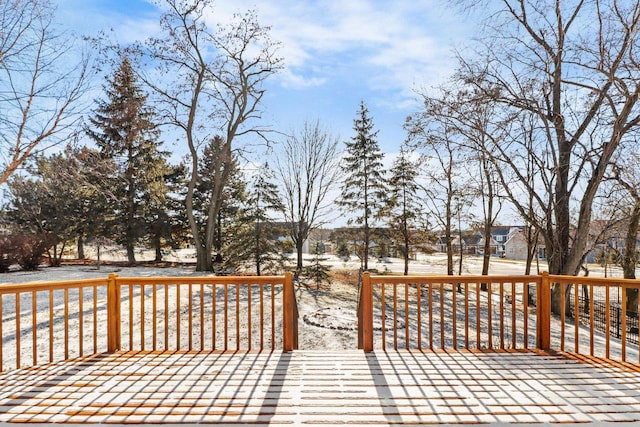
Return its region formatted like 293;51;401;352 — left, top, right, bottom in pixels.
417;86;504;277
406;102;472;276
457;0;640;312
0;0;90;186
130;0;281;271
276;121;341;276
606;145;640;310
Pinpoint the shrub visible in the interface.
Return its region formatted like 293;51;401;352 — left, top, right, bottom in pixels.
12;233;55;271
0;234;17;273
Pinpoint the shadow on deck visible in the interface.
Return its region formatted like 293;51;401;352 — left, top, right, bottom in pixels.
1;350;640;425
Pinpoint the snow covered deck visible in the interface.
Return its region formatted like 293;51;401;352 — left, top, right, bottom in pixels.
1;349;640;425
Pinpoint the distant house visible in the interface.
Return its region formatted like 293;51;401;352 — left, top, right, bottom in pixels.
437;230;501;256
490;226;514;257
584;219;639;264
438;227;519;256
450;234;473;254
474;234;500;255
305;228;333;254
504;229;546;260
437;234;474;254
445;232;486;255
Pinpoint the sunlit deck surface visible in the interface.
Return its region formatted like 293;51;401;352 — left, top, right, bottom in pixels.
1;350;640;425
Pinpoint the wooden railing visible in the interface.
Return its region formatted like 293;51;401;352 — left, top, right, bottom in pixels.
358;273;540;352
359;272;640;364
0;277;110;372
0;273;297;372
3;270;640;371
546;274;640;362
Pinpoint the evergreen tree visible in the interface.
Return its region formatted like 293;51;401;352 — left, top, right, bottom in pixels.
195;136;248;272
6;168;62;265
303;241;332;290
160;164;191;255
73;145;121;259
384;148;425;275
6;146;112;266
338;101;387;271
244;164;285;276
87;57;170;264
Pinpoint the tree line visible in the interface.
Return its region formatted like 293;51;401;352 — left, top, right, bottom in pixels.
1;0;640;309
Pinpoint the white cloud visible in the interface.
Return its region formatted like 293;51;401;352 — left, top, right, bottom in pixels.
279;69;328;89
58;0;466;107
209;0;466;98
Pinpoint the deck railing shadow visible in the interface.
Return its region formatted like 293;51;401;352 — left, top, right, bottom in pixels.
0;352;112;422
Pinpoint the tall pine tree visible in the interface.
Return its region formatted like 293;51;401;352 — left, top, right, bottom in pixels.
384;148;425;275
338;101;387;271
87;57;170;264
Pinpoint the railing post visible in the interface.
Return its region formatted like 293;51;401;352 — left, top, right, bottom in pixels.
358;272;374;352
537;272;551;350
622;286;627;361
107;273;121;352
283;272;297;352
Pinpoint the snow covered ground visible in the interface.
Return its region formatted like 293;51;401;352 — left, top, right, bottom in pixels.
0;252;638;372
1;246;632;284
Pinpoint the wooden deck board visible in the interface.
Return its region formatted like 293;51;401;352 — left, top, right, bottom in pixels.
1;350;640;425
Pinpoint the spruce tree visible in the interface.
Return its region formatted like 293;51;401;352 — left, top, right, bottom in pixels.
245;164;285;276
303;241;332;290
87;57;170;264
338;101;387;271
385;148;424;275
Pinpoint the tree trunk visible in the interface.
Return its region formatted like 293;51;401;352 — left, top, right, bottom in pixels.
256;223;261;276
480;223;491;291
77;234;85;260
458;238;463;276
524;226;535;275
126;238;136;265
403;234;409;276
548;234;571;315
196;246;212;272
154;235;162;262
445;230;453;276
624;201;640;311
296;241;303;275
363;224;370;271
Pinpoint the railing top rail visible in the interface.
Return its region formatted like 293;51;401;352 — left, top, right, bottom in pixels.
547;274;640;287
114;275;288;285
366;274;542;284
0;277;110;294
366;273;640;288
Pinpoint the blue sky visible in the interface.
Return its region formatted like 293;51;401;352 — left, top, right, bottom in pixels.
56;0;473;160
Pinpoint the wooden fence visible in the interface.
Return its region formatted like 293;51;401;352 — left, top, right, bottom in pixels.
358;272;640;364
0;273;297;372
